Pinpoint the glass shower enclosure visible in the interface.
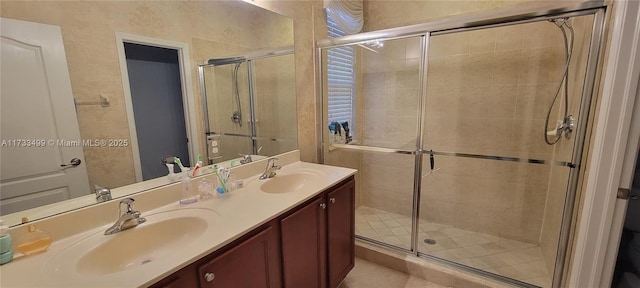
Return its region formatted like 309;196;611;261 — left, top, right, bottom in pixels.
199;47;297;164
318;2;606;288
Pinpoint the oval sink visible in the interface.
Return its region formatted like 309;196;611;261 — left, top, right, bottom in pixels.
48;208;219;276
260;171;323;194
77;216;207;275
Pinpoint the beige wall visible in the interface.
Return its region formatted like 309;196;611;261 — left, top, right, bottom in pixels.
1;0;294;189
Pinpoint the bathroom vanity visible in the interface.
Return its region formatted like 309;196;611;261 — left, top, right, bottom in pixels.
0;151;356;288
150;177;355;288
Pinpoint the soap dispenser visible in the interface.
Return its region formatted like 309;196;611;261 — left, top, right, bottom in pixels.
16;218;52;255
0;220;13;264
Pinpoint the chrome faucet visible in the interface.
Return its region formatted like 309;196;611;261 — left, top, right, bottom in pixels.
239;153;253;164
104;198;146;235
240;146;262;164
259;158;281;180
94;185;112;203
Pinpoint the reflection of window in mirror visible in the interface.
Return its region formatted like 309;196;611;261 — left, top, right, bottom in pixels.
326;13;355;144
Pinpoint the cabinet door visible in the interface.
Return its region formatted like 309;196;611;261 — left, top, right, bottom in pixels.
280;197;327;288
197;225;281;288
327;178;355;288
149;265;198;288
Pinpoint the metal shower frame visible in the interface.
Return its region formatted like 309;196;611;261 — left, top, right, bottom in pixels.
316;1;607;287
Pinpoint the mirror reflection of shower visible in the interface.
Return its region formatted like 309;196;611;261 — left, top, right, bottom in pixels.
199;46;297;165
545;17;575;145
231;62;243;126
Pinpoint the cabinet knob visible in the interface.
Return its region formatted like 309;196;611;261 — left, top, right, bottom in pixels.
330;197;336;204
320;203;326;209
205;272;215;282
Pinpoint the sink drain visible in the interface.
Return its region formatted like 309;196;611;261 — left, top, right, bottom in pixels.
424;238;436;245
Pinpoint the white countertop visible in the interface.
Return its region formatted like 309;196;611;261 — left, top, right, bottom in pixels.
0;158;356;287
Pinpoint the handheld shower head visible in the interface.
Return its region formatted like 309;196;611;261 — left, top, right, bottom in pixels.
231;62;243;126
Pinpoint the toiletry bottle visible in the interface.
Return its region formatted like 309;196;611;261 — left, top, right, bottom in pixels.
179;173;198;204
328;123;336;144
341;121;351;143
0;220;13;265
16;222;51;255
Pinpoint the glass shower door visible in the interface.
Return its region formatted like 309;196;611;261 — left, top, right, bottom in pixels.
418;14;596;288
322;35;424;250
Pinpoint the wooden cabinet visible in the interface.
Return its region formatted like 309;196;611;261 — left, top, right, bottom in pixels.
280;197;327;288
149;223;280;288
281;177;355;288
197;225;281;288
151;175;355;288
148;265;197;288
327;179;355;288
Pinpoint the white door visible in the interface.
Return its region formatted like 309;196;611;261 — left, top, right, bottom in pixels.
0;18;90;215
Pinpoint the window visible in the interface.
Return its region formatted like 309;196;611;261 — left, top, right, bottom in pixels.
326;11;355;133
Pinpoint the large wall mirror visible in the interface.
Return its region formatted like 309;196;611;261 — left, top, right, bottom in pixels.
0;0;296;226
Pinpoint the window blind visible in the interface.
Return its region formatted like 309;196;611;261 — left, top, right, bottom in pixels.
326;12;355;128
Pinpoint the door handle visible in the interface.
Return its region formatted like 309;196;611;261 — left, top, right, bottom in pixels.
60;158;81;168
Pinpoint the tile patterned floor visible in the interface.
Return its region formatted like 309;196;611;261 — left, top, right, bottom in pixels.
356;206;552;288
340;257;449;288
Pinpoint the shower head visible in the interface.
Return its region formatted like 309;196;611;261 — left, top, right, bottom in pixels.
207;57;246;66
